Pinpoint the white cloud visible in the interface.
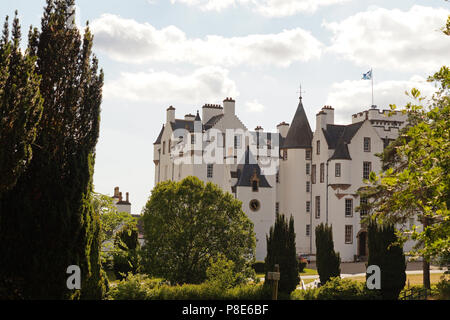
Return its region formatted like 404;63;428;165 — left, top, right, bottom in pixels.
254;0;351;17
91;14;323;66
326;75;437;124
170;0;350;16
103;66;239;104
245;99;265;112
324;5;450;72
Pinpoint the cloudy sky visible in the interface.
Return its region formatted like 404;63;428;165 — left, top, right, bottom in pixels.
2;0;449;214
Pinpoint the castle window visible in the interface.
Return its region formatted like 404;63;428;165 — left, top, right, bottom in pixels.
207;164;214;178
191;134;195;145
360;197;368;216
306;181;310;193
335;163;341;177
276;171;280;183
306;201;311;213
316;141;320;155
345;225;353;244
163;141;166;155
315;196;320;219
306;163;310;175
234;135;242;149
252;180;259;192
306;224;311;237
283;149;288;160
345;199;353;217
311;165;316;184
305;149;312;160
363;161;372;180
364;137;371;152
249;199;261;212
276;202;279;215
320;163;324;183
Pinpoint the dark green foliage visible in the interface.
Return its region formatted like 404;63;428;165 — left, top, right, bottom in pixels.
367;221;406;300
107;274;272;300
112;224;141;280
252;261;265;274
0;0;105;299
264;213;299;294
291;277;381;300
142;176;256;285
315;223;341;284
0;12;43;194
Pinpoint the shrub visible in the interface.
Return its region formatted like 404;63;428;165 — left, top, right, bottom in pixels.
291;277;381;300
436;277;450;299
107;273;271;300
298;259;307;273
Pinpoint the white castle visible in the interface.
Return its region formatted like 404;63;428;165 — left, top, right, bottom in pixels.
153;95;416;261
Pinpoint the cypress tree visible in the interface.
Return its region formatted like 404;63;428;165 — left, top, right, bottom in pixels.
264;213;299;294
0;0;105;299
0;13;43;195
367;221;406;300
315;223;341;284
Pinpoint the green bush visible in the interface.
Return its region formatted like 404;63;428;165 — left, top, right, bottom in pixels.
107;273;270;300
436;277;450;299
252;261;265;274
298;260;307;273
291;277;380;300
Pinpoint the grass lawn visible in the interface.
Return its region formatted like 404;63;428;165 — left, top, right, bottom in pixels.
300;268;318;275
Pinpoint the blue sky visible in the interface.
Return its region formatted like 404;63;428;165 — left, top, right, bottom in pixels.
2;0;449;214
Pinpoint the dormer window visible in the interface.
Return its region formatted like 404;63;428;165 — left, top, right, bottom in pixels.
250;169;259;192
252;180;258;192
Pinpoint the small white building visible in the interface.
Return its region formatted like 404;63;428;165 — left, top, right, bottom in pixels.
153;96;414;261
112;186;132;214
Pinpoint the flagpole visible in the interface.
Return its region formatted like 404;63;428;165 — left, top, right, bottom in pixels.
371;68;374;107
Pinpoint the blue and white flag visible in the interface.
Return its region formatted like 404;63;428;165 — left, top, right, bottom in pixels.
362;70;372;80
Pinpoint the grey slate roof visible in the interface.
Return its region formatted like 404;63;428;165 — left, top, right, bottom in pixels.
154;125;165;145
330;138;351;160
204;114;224;130
322;122;364;149
282;98;313;149
235;148;271;188
170;119;195;132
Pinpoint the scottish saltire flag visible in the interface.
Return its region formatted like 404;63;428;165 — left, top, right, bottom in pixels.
362;70;372;80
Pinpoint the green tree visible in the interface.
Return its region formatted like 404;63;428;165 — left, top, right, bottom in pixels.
367;221;406;300
315;223;341;284
0;0;105;299
264;213;299;294
142;176;256;284
112;224;141;280
358;5;449;290
0;13;43;195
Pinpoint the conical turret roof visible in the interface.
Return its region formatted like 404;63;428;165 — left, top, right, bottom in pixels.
283;98;313;149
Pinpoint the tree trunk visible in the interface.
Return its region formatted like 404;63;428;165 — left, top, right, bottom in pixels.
422;217;431;290
423;259;431;290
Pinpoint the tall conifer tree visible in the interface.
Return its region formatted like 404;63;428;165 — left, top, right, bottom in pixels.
315;223;341;284
0;13;43;195
0;0;105;299
367;221;406;300
264;213;299;294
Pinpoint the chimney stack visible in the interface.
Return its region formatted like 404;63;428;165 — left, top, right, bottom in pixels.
126;192;130;203
114;187;120;198
166;106;175;123
119;192;123;202
277;122;290;138
321;105;335;125
223;97;235;117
